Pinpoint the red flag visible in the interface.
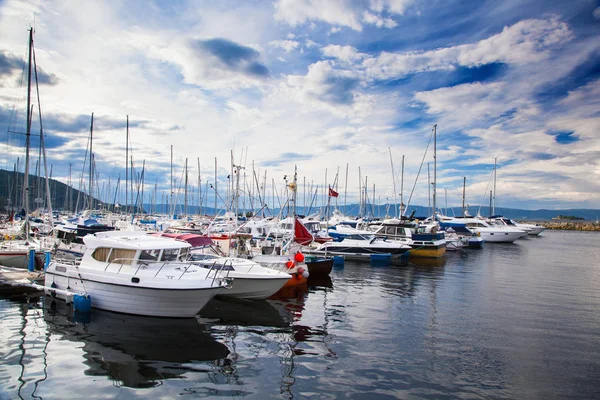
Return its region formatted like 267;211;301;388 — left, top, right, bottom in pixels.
294;218;314;245
328;187;339;198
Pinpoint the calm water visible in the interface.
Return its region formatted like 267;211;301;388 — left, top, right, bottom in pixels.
1;230;600;399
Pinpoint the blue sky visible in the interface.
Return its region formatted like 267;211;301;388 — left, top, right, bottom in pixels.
1;0;599;212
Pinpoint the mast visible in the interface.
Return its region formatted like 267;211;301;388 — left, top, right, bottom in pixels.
344;163;348;213
88;113;94;210
400;155;405;218
184;157;188;217
32;38;54;230
170;145;173;217
214;157;217;216
462;177;466;217
432;123;437;221
493;157;497;216
23;28;33;242
389;147;397;218
125;115;128;215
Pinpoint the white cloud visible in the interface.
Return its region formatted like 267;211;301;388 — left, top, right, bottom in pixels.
269;39;300;53
361;17;573;81
274;0;412;31
322;45;365;63
363;11;397;28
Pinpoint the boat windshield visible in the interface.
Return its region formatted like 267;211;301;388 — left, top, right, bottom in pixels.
139;249;160;261
161;249;179;261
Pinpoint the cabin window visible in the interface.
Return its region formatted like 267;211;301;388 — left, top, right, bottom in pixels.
161;249;179;261
107;249;136;265
139;249;160;262
179;248;189;261
91;247;111;262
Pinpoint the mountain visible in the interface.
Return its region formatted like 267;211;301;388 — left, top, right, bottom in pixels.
0;169;102;212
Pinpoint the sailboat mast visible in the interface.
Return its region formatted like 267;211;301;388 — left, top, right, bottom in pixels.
23;28;33;242
344;163;348;213
493;157;497;216
125;115;128;215
432;124;437;221
88;113;94;210
31;33;55;230
400;155;404;217
462;177;466;217
389;147;397;218
184;157;188;217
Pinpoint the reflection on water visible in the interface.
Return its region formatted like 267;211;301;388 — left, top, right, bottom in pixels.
43;298;230;389
2;231;600;398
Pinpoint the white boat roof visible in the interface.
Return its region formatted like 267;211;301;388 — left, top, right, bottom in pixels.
83;230;191;251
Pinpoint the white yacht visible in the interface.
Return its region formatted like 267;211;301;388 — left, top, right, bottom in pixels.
153;232;293;299
446;217;526;243
44;231;230;317
308;233;411;259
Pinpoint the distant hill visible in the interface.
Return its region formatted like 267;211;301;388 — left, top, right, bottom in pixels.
0;169;102;212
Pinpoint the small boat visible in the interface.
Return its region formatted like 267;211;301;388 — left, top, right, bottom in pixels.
304;255;334;277
153;232;293;299
44;231;231;317
307;233;411;260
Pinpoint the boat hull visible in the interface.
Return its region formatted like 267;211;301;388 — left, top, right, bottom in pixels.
408;244;446;258
305;257;334;277
45;270;223;318
217;276;291;299
0;251;43;270
478;230;525;243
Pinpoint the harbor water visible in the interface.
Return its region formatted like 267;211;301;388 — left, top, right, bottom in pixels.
1;230;599;399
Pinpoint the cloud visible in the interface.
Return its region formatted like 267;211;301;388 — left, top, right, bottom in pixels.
360;17;573;81
322;45;365;63
191;38;270;79
363;11;397;28
274;0;412;31
269;39;300;53
0;51;21;76
287;60;361;106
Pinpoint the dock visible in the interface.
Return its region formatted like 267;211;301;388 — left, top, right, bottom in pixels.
0;266;45;297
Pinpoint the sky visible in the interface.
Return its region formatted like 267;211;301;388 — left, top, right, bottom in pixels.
1;0;599;213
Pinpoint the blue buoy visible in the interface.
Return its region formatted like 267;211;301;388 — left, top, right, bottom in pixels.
73;294;92;312
44;251;52;270
333;255;345;269
28;249;36;272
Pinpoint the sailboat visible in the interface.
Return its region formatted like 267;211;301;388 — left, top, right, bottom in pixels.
0;28;53;270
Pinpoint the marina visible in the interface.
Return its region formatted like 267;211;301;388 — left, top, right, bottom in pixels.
1;229;600;399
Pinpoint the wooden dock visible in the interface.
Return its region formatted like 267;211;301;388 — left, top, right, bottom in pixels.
0;266;45;297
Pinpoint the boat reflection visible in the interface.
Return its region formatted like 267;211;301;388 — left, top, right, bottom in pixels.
43;298;229;389
197;297;292;327
307;275;333;288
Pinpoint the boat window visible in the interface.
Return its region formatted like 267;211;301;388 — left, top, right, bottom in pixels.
107;249;136;265
161;249;179;261
91;247;111;262
139;249;160;261
178;247;189;261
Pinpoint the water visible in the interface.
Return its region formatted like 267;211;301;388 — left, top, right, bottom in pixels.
1;230;600;399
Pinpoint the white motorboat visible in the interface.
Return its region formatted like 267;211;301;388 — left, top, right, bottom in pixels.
307;233;411;259
44;231;231;317
514;221;546;235
151;232;293;299
188;253;292;299
446;217;526;243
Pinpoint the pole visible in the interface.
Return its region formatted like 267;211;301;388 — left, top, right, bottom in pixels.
432;124;437;220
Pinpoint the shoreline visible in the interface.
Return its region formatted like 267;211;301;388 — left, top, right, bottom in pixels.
522;221;600;231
